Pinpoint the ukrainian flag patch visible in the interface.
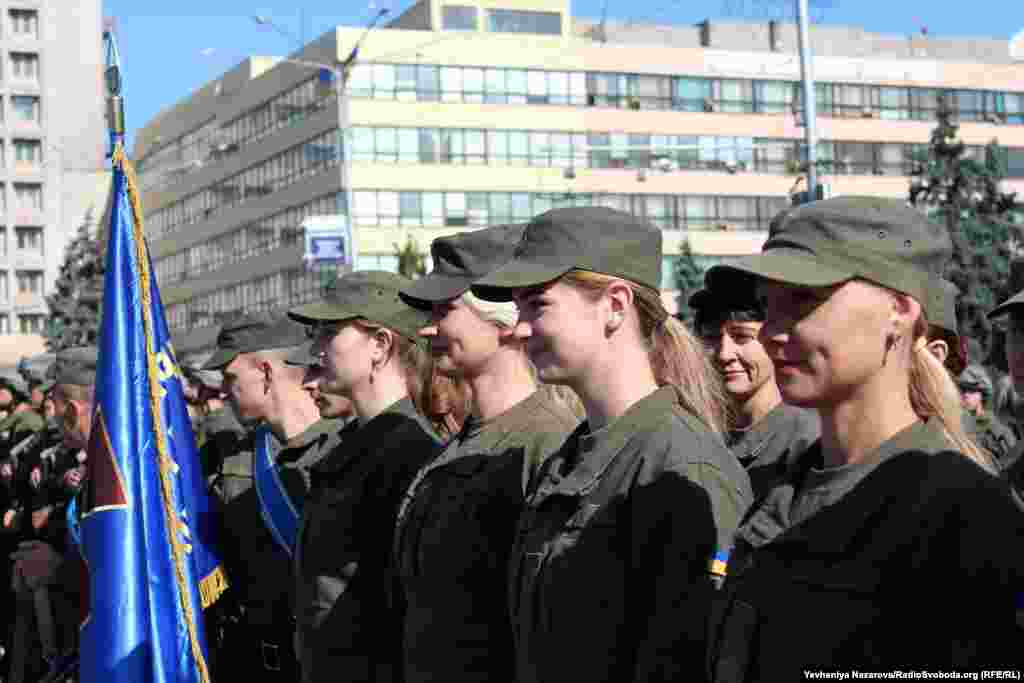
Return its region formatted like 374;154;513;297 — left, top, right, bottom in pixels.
709;549;730;577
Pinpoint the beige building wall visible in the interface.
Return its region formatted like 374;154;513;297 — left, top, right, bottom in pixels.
133;10;1024;344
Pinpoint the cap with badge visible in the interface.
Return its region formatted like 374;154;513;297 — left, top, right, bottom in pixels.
287;270;430;342
52;346;99;387
399;224;525;309
202;313;308;371
471;207;663;302
706;196;951;307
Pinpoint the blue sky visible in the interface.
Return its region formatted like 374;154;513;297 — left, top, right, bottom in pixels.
104;0;1023;150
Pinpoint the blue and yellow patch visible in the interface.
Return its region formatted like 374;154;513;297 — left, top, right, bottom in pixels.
709;549;730;578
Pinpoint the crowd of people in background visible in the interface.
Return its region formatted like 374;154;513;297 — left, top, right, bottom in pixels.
2;196;1024;683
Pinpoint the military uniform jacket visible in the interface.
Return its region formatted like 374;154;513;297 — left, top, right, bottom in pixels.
394;390;579;683
709;420;1024;681
727;403;819;499
209;417;339;625
509;385;752;683
294;397;438;683
963;410;1017;465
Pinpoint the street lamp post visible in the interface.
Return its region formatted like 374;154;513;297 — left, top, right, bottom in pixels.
252;11;388;274
795;0;819;202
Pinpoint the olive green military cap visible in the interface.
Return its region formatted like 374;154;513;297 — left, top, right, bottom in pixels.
284;342;318;368
288;270;430;342
927;279;960;338
472;207;663;302
958;364;993;396
203;313;308;370
400;224;526;310
706;197;951;307
180;351;223;389
53;346;99;387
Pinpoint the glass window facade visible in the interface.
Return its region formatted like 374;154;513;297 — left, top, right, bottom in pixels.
442;5;478;31
486;9;561;35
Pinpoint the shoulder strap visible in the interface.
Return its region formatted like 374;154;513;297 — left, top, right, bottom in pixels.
252;425;302;557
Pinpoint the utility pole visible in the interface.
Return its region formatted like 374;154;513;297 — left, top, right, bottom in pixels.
795;0;818;203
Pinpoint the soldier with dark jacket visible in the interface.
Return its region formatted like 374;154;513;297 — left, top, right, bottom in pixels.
690;277;820;499
987;285;1024;503
394;225;580;683
200;313;343;682
706;197;1023;679
958;364;1017;465
288;271;440;683
471;208;752;683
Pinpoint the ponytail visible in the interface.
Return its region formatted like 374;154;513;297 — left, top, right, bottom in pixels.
910;319;997;474
562;270;730;434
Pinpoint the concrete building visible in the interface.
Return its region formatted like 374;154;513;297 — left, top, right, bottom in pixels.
0;0;109;366
131;0;1024;354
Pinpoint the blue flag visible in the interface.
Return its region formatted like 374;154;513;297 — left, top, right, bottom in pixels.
77;140;227;681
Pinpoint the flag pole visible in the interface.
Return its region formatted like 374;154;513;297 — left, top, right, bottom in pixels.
101;28;216;683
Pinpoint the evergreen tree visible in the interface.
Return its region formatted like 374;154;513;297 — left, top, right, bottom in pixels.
674;239;705;324
908;93;1023;366
395;236;427;280
44;209;105;351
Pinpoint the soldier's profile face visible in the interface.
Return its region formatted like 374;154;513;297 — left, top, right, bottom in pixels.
0;388;12;408
757;279;894;408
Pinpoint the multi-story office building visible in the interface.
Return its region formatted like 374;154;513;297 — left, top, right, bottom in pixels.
132;0;1024;354
0;1;108;367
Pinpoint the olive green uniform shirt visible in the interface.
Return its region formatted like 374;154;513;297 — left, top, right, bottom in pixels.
727;403;820;499
509;385;752;683
208;417;342;625
394;390;579;683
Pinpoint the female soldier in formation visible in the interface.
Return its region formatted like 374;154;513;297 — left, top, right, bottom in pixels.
706;197;1022;680
288;271;440;683
472;206;753;682
394;224;579;683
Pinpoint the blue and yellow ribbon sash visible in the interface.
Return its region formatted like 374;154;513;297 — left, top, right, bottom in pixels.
253;425;302;557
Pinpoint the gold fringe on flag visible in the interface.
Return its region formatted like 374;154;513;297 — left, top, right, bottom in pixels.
199;565;229;609
112;142;215;683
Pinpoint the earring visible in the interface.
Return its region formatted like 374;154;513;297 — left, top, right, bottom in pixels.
610;312;624;327
882;333;899;367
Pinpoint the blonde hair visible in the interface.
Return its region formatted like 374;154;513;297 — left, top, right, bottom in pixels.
352;320;430;409
463;289;586;421
462;290;520;329
910;315;997;474
561;270;730;434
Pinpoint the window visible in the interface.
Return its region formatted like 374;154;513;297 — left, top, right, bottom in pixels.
714;80;755;113
16;270;42;294
0;272;7;301
1003;149;1024;178
673;77;713;112
15;227;41;253
13;139;41;164
18;314;43;334
876;87;910;120
0;229;6;257
11;96;39;123
13;184;42;211
9;10;38;38
10;52;39;81
487;9;561;34
0;315;8;334
442;5;477;31
756;81;794;114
